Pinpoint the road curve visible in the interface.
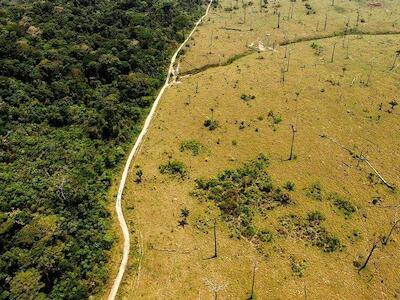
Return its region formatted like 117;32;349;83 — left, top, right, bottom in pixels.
108;1;214;299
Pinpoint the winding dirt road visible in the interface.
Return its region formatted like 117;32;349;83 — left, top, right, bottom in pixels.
108;1;214;299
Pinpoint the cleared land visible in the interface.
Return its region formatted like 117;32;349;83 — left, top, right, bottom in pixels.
117;0;400;299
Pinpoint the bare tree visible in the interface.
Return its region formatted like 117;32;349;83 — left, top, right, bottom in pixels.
204;278;227;300
213;219;218;258
286;50;291;72
330;42;336;63
382;217;399;245
288;124;297;160
390;50;400;70
248;261;257;299
358;240;379;273
277;11;281;28
324;13;328;31
280;66;286;84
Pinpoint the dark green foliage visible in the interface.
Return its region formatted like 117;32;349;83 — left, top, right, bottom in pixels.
304;182;324;201
290;256;307;277
257;230;273;242
328;193;357;217
180;140;203;156
267;110;282;131
178;207;189;228
135;168;143;183
283;181;295;191
389;99;398;109
279;214;342;252
193;154;291;240
310;42;323;55
203;118;218;130
240;94;256;101
159;160;187;177
307;211;326;222
0;0;203;297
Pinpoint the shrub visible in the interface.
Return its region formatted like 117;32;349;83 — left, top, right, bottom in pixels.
193;154;291;240
389;99;398;109
310;42;323;56
290;256;307;277
283;181;295;191
304;182;323;201
328;193;356;217
134;168;143;183
240;94;256;101
267;111;282;131
180;140;203;156
203;118;218;131
258;230;273;242
159;160;186;177
279;214;341;252
307;211;325;222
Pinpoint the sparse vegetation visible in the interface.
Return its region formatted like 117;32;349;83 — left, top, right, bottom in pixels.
304;182;324;201
279;214;342;252
204;118;219;131
180;140;204;156
310;42;324;56
290;256;307;277
283;181;296;191
328;193;357;217
193;154;291;240
267;110;283;130
159;160;187;177
240;94;256;101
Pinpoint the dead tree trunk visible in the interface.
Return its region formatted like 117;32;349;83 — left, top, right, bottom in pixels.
382;220;399;245
213;220;218;258
288;125;297;160
277;11;281;28
358;240;378;273
248;262;257;299
356;10;360;27
281;66;286;85
330;42;336;63
324;13;328;31
390;52;400;70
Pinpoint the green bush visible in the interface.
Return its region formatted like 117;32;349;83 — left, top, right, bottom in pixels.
283;181;296;191
279;214;341;252
180;140;203;156
203;118;218;131
304;182;324;201
307;211;326;222
328;193;356;217
159;160;187;177
193;154;292;240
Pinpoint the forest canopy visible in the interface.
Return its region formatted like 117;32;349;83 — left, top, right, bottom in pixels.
0;0;204;298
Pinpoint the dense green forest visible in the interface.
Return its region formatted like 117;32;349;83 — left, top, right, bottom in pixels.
0;0;204;298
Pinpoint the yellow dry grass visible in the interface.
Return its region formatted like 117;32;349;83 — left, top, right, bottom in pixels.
116;0;400;299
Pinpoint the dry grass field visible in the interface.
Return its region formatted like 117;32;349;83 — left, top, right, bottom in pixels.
116;0;400;299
